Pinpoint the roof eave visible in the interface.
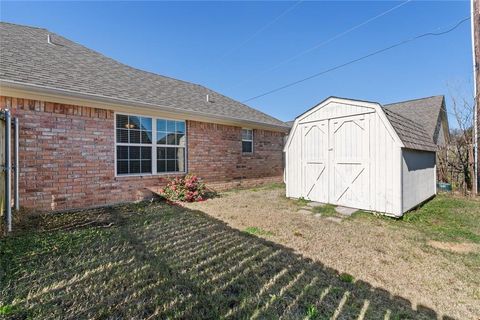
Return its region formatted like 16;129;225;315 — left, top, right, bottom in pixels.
0;79;290;132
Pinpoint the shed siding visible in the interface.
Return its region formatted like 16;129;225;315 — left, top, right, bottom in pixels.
401;149;436;213
285;123;303;198
286;100;402;216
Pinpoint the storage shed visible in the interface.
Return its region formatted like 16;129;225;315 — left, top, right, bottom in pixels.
284;97;438;217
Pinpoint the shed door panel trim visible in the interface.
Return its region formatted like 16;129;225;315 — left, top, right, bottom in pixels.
300;114;371;210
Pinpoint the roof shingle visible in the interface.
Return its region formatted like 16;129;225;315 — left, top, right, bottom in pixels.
0;22;288;130
384;95;444;142
383;108;437;152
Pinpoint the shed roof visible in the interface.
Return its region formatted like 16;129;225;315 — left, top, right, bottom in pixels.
383;108;437;152
384;95;445;142
287;96;438;153
0;22;288;130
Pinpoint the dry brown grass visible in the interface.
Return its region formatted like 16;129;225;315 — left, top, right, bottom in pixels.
1;197;453;319
184;186;480;319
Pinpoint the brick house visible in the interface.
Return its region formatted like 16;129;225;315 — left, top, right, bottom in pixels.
0;22;289;211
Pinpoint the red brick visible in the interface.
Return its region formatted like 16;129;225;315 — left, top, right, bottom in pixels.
1;95;285;211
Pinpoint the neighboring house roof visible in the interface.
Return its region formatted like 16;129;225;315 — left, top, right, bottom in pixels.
384;95;448;145
0;22;288;131
286;120;295;127
383;108;437;152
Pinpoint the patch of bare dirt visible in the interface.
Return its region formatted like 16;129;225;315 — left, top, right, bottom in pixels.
428;240;480;254
184;188;480;320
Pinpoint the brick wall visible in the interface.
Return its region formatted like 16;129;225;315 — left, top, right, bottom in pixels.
0;96;285;211
187;121;284;181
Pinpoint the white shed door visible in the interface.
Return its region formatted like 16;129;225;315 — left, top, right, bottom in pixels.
302;120;328;202
330;114;370;209
301;114;370;209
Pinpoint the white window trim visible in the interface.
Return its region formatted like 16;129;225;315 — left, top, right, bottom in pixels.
242;128;254;154
114;112;187;177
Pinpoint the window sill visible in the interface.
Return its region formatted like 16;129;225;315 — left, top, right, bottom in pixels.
115;172;186;179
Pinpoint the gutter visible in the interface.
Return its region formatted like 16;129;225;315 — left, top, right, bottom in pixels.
0;79;290;133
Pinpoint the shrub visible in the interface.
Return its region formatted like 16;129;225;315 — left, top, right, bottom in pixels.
158;174;206;202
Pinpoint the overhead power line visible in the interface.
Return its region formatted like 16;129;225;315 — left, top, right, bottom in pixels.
242;16;471;103
229;0;412;90
218;0;304;61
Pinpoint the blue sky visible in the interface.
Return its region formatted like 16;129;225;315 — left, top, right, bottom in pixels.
0;1;474;125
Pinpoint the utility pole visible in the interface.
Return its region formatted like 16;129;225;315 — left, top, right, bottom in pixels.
472;0;479;194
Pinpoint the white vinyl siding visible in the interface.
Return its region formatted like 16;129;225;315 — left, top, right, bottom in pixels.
401;149;436;212
115;113;186;176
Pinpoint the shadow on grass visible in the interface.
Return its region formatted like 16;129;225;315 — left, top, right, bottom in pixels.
0;201;453;319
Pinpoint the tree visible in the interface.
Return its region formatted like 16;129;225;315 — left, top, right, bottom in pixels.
439;93;475;193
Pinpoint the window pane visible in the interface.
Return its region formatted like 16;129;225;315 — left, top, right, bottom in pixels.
129;116;141;130
166;120;176;132
157;147;166;160
157;160;166;172
141;131;152;144
129;130;141;144
157;119;167;132
141;160;151;173
116;129;129;143
129;146;140;160
166;160;176;172
117;146;128;160
116;115;128;129
140;117;152;131
242;141;253;153
141;147;152;160
177;148;185;172
242;129;252;141
166;133;176;145
176;121;185;133
157;132;167;145
166;147;176;159
130;160;141;174
117;160;128;174
176;133;186;146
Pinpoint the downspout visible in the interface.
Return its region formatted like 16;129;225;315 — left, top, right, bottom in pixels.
472;0;478;194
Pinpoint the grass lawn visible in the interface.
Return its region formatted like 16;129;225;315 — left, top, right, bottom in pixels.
1;185;479;319
185;185;480;319
352;194;480;253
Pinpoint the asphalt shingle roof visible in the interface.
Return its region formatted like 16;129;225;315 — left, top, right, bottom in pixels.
383;108;437;152
0;22;288;130
384;95;444;143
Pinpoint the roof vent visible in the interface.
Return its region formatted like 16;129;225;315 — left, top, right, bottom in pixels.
47;34;63;46
206;94;214;103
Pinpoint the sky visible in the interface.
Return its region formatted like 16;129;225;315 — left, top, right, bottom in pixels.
0;1;474;125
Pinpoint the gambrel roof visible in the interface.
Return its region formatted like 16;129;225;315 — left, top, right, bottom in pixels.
0;22;288;131
383;108;437;152
286;96;438;153
384;95;447;145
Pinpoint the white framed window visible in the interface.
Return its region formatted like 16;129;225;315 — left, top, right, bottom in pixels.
115;113;186;176
156;119;186;173
242;128;253;153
